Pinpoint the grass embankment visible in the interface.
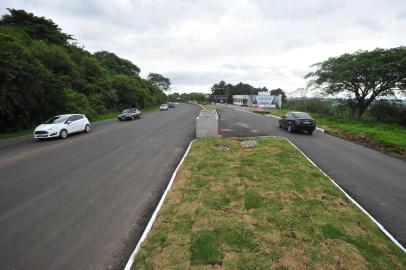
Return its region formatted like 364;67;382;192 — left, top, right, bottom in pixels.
271;109;406;158
0;105;160;141
133;137;406;269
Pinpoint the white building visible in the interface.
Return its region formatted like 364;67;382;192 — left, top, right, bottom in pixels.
232;95;252;106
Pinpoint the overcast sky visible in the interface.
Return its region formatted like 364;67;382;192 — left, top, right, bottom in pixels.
1;0;405;94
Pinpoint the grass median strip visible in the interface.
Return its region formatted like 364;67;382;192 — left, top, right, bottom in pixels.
132;137;406;269
201;104;216;112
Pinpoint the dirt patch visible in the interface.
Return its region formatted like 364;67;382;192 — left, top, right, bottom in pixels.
325;129;406;160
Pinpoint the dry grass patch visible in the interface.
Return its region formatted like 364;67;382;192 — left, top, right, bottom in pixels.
132;137;406;270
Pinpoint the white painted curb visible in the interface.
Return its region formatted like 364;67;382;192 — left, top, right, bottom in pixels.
284;137;406;253
124;139;197;270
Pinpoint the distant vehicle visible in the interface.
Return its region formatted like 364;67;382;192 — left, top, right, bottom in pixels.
160;104;169;111
34;114;90;139
279;112;316;135
168;102;176;108
118;108;142;121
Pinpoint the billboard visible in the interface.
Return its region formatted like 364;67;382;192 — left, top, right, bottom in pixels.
252;95;279;112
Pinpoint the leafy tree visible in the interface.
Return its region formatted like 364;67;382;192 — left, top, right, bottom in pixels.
0;30;66;131
270;88;287;103
306;47;406;117
210;80;283;103
189;92;207;102
0;9;167;132
147;73;170;92
0;9;73;45
168;92;180;102
94;51;140;76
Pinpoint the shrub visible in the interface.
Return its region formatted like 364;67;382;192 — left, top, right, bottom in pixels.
368;100;406;127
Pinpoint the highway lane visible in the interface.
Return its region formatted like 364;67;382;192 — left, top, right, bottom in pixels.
0;103;200;270
217;104;406;247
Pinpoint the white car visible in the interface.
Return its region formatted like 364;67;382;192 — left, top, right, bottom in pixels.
160;104;169;111
34;114;90;139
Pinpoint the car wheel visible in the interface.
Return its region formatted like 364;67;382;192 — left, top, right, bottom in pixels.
131;116;135;120
279;123;282;128
308;130;314;135
84;124;90;133
288;125;293;133
60;129;68;139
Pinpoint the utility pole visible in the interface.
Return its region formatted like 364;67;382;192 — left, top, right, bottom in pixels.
225;85;229;106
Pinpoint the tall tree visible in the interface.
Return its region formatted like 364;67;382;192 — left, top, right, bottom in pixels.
147;73;170;92
94;51;140;76
306;47;406;117
0;9;73;45
270;88;287;102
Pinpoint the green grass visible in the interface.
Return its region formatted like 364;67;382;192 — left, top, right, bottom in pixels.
91;111;121;122
0;129;34;140
201;104;216;112
132;137;406;269
271;108;406;157
0;105;160;141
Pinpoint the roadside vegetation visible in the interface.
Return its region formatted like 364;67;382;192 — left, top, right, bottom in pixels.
132;137;406;269
0;9;168;134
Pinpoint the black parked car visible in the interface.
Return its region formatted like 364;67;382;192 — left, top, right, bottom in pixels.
279;112;316;135
168;102;176;108
118;108;142;121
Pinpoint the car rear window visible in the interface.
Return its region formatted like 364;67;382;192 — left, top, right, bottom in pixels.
293;112;311;118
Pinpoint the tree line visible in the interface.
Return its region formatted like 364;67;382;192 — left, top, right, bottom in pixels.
209;47;406;123
210;80;287;103
0;9;169;132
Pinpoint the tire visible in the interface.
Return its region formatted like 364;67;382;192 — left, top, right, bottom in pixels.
84;124;90;133
131;116;135;121
308;130;314;135
60;129;68;139
279;123;282;128
288;125;293;133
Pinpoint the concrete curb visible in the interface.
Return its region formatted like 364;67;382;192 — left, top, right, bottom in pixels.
284;137;406;253
124;139;197;270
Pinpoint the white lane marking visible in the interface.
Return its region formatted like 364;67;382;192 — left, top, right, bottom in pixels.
236;122;249;128
124;139;197;270
284;137;406;253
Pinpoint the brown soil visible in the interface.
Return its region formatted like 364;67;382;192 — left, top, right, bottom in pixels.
324;129;406;160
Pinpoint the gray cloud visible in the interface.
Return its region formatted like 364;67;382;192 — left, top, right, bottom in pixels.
1;0;405;93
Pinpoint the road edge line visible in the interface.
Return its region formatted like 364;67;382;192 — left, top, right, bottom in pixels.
124;139;197;270
284;137;406;253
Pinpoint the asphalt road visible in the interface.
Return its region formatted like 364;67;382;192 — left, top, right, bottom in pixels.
0;104;200;270
217;104;406;247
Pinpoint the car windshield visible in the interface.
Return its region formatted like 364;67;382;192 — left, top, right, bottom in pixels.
293;112;312;119
44;116;67;124
161;104;167;106
122;109;132;113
